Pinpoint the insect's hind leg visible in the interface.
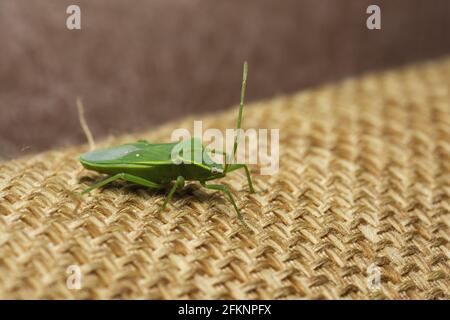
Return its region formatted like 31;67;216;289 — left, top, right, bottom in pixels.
161;176;185;211
201;182;247;226
81;173;163;195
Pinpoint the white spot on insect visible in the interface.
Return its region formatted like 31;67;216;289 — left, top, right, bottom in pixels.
211;167;223;174
136;153;141;157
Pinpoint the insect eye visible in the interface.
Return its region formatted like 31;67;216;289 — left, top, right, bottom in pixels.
211;167;223;174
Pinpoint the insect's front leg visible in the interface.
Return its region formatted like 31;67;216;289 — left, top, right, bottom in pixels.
223;164;255;193
239;164;255;193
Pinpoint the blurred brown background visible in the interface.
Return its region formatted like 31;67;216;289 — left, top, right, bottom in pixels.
0;0;449;159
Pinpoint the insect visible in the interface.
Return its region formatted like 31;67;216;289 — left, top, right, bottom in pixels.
79;62;255;224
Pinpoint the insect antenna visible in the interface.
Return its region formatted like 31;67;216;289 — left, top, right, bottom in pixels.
224;61;248;173
76;97;96;151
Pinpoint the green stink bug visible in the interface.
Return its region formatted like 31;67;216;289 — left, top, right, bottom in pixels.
79;62;255;224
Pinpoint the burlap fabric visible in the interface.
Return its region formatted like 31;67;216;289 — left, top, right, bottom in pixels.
0;58;449;299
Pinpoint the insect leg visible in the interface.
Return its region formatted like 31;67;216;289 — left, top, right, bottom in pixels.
241;165;255;193
119;173;164;189
201;182;246;225
161;176;185;211
81;173;163;194
81;174;124;194
224;164;255;193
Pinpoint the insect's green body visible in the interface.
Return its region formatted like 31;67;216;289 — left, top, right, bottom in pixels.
80;140;219;183
79;62;254;224
79;138;247;185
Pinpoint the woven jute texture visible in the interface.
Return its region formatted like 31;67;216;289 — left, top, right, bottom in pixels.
1;58;449;300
